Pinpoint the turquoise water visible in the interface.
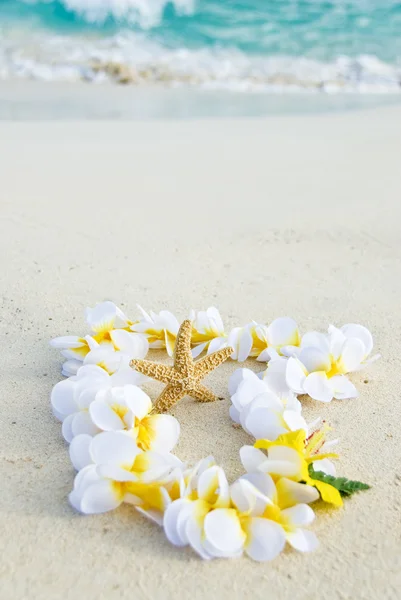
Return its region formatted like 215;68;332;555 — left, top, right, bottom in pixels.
0;1;400;91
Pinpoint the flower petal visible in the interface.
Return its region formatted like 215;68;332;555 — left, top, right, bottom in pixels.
110;329;149;359
283;410;308;434
275;478;319;509
124;386;152;420
303;372;333;402
267;317;300;348
341;324;373;356
197;466;230;507
281;504;315;527
69;434;93;471
244;407;287;441
230;477;271;517
203;508;245;555
286;529;319;552
61;413;75;443
185;515;214;559
244;518;286;562
89;400;125;431
301;332;330;353
90;431;139;468
96;464;137;482
207;337;227;354
299;347;331;373
51;379;77;418
229;368;257;396
141;414;180;453
260;446;305;479
240;472;277;504
80;480;124;514
329;375;358;400
312;458;336;476
286;357;307;393
228;327;253;362
240;446;267;473
71;411;100;438
62;359;82;377
191;342;207;358
340;338;365;373
164;499;190;546
232;377;268;412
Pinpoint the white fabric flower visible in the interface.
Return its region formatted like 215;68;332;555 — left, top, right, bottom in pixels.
89;385;180;452
130;306;179;357
189;307;228;358
163;460;233;559
229;368;306;441
229;474;319;559
285;324;378;402
51;365;144;442
50;301;148;375
227;317;300;362
82;333;148;375
85;301;132;337
69;431;183;516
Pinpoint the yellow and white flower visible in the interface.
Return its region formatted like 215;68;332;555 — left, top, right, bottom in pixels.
228;473;319;559
285;324;378;403
51;365;144;442
189;307;228;358
130;306;179;357
82;331;148;374
69;431;183;517
50;301;148;375
241;429;342;507
163;460;233;559
228;317;300;362
89;385;180;452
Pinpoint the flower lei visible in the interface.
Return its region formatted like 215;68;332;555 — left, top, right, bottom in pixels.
50;301;377;562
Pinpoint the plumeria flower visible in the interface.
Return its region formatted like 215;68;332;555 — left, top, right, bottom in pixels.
227;324;254;362
85;301;133;341
254;317;301;362
286;324;378;403
228;472;319;559
328;324;380;369
89;384;180;452
130;306;179;357
51;364;145;442
163;460;233;559
50;301;148;375
50;334;99;377
228;317;300;363
229;368;306;441
82;333;148;375
241;429;342;507
69;431;183;517
189;307;228;358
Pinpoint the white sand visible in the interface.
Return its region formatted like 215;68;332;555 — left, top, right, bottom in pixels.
1;105;401;599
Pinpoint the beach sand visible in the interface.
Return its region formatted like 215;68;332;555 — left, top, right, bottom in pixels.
1;103;401;599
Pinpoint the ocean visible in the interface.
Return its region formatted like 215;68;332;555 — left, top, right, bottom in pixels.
0;0;400;93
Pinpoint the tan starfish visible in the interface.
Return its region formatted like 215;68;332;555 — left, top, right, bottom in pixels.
130;319;233;413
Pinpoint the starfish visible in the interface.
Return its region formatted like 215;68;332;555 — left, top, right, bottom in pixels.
130;319;233;413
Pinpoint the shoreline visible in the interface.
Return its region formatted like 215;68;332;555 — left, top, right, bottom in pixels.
1;80;401;120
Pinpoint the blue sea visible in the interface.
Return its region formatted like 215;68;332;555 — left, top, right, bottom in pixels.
0;0;400;92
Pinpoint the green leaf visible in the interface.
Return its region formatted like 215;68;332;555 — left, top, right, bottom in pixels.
308;464;370;497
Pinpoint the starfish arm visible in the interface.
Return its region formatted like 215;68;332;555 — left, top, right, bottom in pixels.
173;319;195;377
194;346;233;379
130;359;175;384
191;383;220;404
152;383;187;414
